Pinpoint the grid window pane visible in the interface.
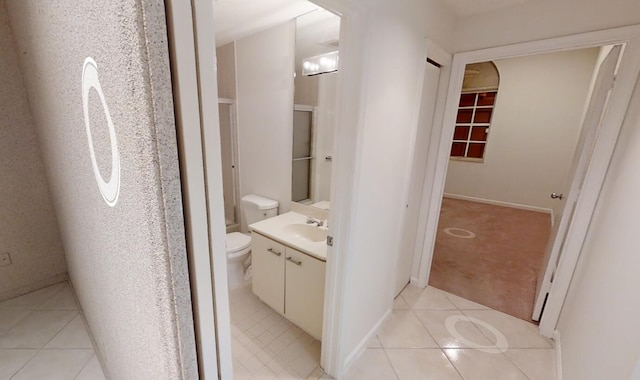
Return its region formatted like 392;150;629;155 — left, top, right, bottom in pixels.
470;127;488;141
459;93;476;107
454;126;470;140
457;109;473;123
474;108;493;123
451;142;467;157
477;92;497;106
467;143;486;158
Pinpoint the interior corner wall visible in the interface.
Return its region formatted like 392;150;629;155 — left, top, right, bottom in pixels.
216;42;236;99
555;76;640;380
235;21;295;230
337;0;456;365
4;1;197;379
0;0;67;301
444;48;600;212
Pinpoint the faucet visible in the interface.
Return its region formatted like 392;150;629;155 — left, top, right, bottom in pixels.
306;216;324;227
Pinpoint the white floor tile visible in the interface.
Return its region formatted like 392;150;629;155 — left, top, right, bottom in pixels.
504;349;556;380
0;283;65;310
414;310;494;349
342;349;397;380
463;310;553;349
367;335;382;348
442;291;490;310
386;348;463;380
401;286;457;310
393;296;410;310
443;348;528;380
377;310;438;349
37;284;78;311
75;354;106;380
0;349;38;379
0;310;31;335
45;314;93;349
0;310;76;349
11;349;94;380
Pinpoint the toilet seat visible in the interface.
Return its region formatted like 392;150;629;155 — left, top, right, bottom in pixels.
226;232;251;258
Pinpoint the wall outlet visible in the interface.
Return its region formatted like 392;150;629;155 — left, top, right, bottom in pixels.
0;252;11;267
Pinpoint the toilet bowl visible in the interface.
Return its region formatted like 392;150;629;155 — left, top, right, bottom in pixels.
226;232;252;289
226;194;279;289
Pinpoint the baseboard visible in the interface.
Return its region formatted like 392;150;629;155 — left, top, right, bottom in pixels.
443;193;553;215
553;330;563;380
341;308;391;377
0;272;68;302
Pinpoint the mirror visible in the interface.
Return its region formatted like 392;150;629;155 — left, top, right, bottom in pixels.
291;10;341;211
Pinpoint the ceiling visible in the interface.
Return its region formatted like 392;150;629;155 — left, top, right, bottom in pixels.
213;0;320;46
439;0;537;18
212;0;543;46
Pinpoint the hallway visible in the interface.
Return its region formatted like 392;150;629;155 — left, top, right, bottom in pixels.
0;282;105;379
344;284;555;380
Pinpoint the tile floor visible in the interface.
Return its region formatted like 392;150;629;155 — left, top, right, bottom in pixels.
0;282;106;380
231;282;555;380
343;284;556;380
230;284;324;379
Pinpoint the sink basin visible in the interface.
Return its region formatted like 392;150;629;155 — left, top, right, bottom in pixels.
282;224;327;243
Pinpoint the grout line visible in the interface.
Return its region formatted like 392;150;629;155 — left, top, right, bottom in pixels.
7;348;38;380
440;347;467;380
380;347;400;380
71;352;96;380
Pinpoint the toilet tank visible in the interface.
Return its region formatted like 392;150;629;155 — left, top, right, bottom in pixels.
241;194;279;226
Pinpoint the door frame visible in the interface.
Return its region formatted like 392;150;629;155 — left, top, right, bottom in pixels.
413;25;640;338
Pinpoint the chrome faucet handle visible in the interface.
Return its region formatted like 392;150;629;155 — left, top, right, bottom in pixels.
306;216;324;227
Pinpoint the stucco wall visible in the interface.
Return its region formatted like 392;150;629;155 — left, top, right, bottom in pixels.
5;0;197;378
0;1;67;301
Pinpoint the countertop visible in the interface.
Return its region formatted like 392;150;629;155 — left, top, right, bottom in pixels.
249;211;328;261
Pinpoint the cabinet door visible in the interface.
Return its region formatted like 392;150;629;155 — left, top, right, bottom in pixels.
284;247;326;340
251;233;285;314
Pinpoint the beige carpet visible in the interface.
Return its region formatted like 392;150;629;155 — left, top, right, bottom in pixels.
429;197;551;322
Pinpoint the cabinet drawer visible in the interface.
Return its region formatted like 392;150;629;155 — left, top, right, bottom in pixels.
251;233;285;314
284;247;326;340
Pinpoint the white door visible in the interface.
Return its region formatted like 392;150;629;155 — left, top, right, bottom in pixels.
395;60;442;296
532;45;622;321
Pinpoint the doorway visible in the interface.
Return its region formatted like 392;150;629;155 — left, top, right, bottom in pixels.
428;48;610;322
413;28;640;338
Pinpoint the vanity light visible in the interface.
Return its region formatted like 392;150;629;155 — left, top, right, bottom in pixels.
302;50;339;76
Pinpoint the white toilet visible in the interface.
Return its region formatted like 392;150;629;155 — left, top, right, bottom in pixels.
226;194;279;289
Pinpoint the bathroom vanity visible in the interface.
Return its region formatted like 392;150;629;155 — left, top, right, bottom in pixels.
249;212;327;340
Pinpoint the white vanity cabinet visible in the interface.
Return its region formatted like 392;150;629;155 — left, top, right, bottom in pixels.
251;232;326;340
251;233;285;314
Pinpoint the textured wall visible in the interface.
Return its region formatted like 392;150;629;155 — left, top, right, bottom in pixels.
0;1;67;300
5;0;197;378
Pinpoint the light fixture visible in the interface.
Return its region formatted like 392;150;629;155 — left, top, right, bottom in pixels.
302;50;339;76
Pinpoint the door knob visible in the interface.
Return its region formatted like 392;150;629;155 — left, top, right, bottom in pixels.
550;193;563;200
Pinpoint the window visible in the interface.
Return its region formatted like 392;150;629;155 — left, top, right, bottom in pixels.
451;91;497;160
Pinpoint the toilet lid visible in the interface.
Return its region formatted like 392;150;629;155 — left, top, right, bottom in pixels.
226;232;251;253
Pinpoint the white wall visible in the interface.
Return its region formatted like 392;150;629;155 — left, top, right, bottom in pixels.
453;0;640;52
235;21;295;230
444;48;599;214
216;42;236;99
336;0;456;368
556;75;640;380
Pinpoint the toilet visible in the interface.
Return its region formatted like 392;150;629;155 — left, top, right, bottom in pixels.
226;194;279;289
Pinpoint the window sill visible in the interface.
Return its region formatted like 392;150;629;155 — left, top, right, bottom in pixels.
449;157;484;163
